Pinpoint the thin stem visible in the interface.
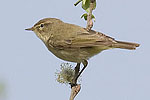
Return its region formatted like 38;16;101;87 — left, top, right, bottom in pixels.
86;2;95;31
69;84;81;100
69;63;81;100
74;0;82;6
91;0;96;3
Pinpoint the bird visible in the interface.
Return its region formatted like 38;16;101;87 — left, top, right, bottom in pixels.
25;18;140;81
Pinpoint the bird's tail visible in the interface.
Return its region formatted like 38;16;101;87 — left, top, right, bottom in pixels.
112;41;140;50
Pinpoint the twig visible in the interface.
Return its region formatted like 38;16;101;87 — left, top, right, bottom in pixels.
69;84;81;100
69;63;81;100
91;0;96;3
86;0;96;31
69;1;96;100
74;0;82;6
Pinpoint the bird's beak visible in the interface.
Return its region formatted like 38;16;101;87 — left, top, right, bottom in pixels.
25;27;34;31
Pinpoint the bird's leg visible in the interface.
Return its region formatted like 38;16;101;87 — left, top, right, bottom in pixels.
71;60;88;87
75;60;88;82
74;63;80;82
71;63;80;87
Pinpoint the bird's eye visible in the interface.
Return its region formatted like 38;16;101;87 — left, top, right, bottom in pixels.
40;24;44;27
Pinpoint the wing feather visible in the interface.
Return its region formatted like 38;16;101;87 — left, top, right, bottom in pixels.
49;29;117;49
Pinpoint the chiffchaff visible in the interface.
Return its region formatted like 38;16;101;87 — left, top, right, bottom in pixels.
26;18;140;78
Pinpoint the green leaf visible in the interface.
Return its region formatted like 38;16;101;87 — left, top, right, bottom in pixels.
81;13;88;20
92;14;96;21
81;13;96;21
82;0;96;13
82;0;90;12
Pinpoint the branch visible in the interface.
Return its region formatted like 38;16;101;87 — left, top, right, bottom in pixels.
69;84;81;100
91;0;96;3
86;0;96;31
69;63;81;100
69;1;96;100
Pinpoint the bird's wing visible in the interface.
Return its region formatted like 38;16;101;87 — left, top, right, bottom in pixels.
48;29;117;49
70;30;117;48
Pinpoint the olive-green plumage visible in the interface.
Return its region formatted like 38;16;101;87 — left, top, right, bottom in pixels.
26;18;140;64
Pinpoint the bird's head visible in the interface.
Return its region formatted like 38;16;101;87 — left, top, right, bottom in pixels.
25;18;62;43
